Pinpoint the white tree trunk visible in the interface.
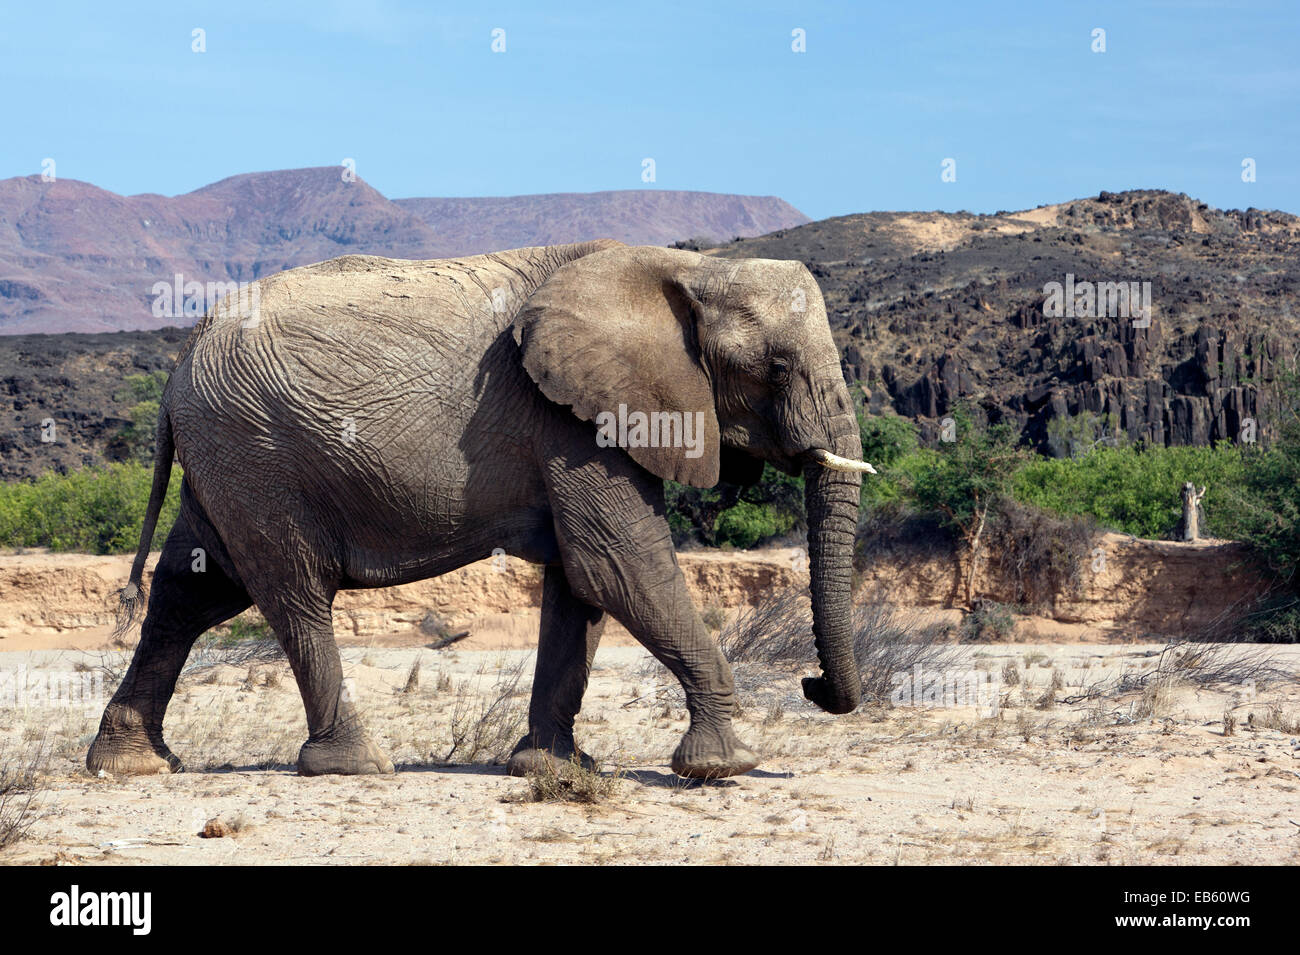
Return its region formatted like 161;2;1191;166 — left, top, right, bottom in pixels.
1180;483;1206;542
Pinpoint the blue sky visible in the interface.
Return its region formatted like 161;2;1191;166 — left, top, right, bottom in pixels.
1;1;1295;219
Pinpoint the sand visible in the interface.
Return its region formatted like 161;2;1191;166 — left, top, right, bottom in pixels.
2;641;1298;865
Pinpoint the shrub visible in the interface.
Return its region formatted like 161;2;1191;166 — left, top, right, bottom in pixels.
713;500;796;549
519;756;621;804
215;616;274;646
442;659;528;765
112;371;168;463
959;601;1017;642
858;411;919;469
901;406;1027;604
1226;597;1300;643
667;464;804;549
1223;372;1300;585
905;407;1025;532
0;463;181;554
0;740;48;850
1045;410;1123;459
1011;443;1246;539
984;499;1097;609
855;404;923;509
856;505;956;566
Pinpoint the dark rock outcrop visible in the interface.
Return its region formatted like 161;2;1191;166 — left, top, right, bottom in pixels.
715;190;1299;453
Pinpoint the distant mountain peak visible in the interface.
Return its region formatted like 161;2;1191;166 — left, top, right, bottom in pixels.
0;168;810;334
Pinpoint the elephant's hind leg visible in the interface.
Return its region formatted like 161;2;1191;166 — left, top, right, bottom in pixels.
250;587;394;777
87;518;251;776
506;562;606;777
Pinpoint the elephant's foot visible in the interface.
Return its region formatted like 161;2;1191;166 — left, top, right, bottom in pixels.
86;706;183;776
297;732;395;777
505;733;595;777
670;722;760;779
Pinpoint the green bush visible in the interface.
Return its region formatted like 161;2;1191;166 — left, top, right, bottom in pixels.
859;412;918;469
0;463;181;554
667;463;804;549
857;413;927;509
215;616;274;646
1011;443;1247;539
905;408;1025;533
899;407;1027;605
113;371;168;463
668;406;922;546
1224;393;1300;585
1045;410;1123;458
713;500;797;549
857;447;931;509
959;601;1017;642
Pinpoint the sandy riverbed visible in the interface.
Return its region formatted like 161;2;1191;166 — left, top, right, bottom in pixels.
2;642;1297;865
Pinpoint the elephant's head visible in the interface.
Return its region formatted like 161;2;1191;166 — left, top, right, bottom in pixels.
514;244;873;714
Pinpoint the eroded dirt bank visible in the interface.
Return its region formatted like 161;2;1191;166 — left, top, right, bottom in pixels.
0;533;1272;650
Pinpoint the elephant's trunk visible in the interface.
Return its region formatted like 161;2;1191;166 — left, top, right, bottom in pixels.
801;447;864;714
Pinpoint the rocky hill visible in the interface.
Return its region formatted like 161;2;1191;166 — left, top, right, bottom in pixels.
0;168;808;335
712;190;1300;450
0;327;188;478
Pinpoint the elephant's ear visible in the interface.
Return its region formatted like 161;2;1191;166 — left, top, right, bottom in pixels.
513;246;721;487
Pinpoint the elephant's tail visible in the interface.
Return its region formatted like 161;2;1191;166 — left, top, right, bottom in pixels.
113;402;175;637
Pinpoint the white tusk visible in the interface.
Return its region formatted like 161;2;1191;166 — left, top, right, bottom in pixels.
809;449;877;474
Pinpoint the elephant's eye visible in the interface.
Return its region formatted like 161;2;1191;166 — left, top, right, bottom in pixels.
768;358;791;386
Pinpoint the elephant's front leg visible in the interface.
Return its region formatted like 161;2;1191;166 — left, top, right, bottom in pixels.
625;566;760;779
506;562;605;776
543;449;760;779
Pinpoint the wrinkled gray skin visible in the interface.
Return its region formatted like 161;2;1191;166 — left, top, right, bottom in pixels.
86;240;866;780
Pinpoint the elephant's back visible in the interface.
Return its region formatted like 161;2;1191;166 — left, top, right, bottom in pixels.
180;242;620;387
178;254;516;412
169;256;510;469
174;242;622;428
165;247;603;545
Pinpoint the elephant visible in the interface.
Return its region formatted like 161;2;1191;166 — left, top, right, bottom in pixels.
86;239;874;780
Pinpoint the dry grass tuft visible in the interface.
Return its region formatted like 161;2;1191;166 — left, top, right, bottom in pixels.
442;657;529;764
402;659;421;695
183;637;284;676
1248;703;1300;734
717;589;965;705
0;738;49;851
1061;640;1291;710
518;756;621;805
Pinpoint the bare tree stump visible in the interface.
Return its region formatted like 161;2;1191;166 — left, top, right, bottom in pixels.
1180;482;1206;542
